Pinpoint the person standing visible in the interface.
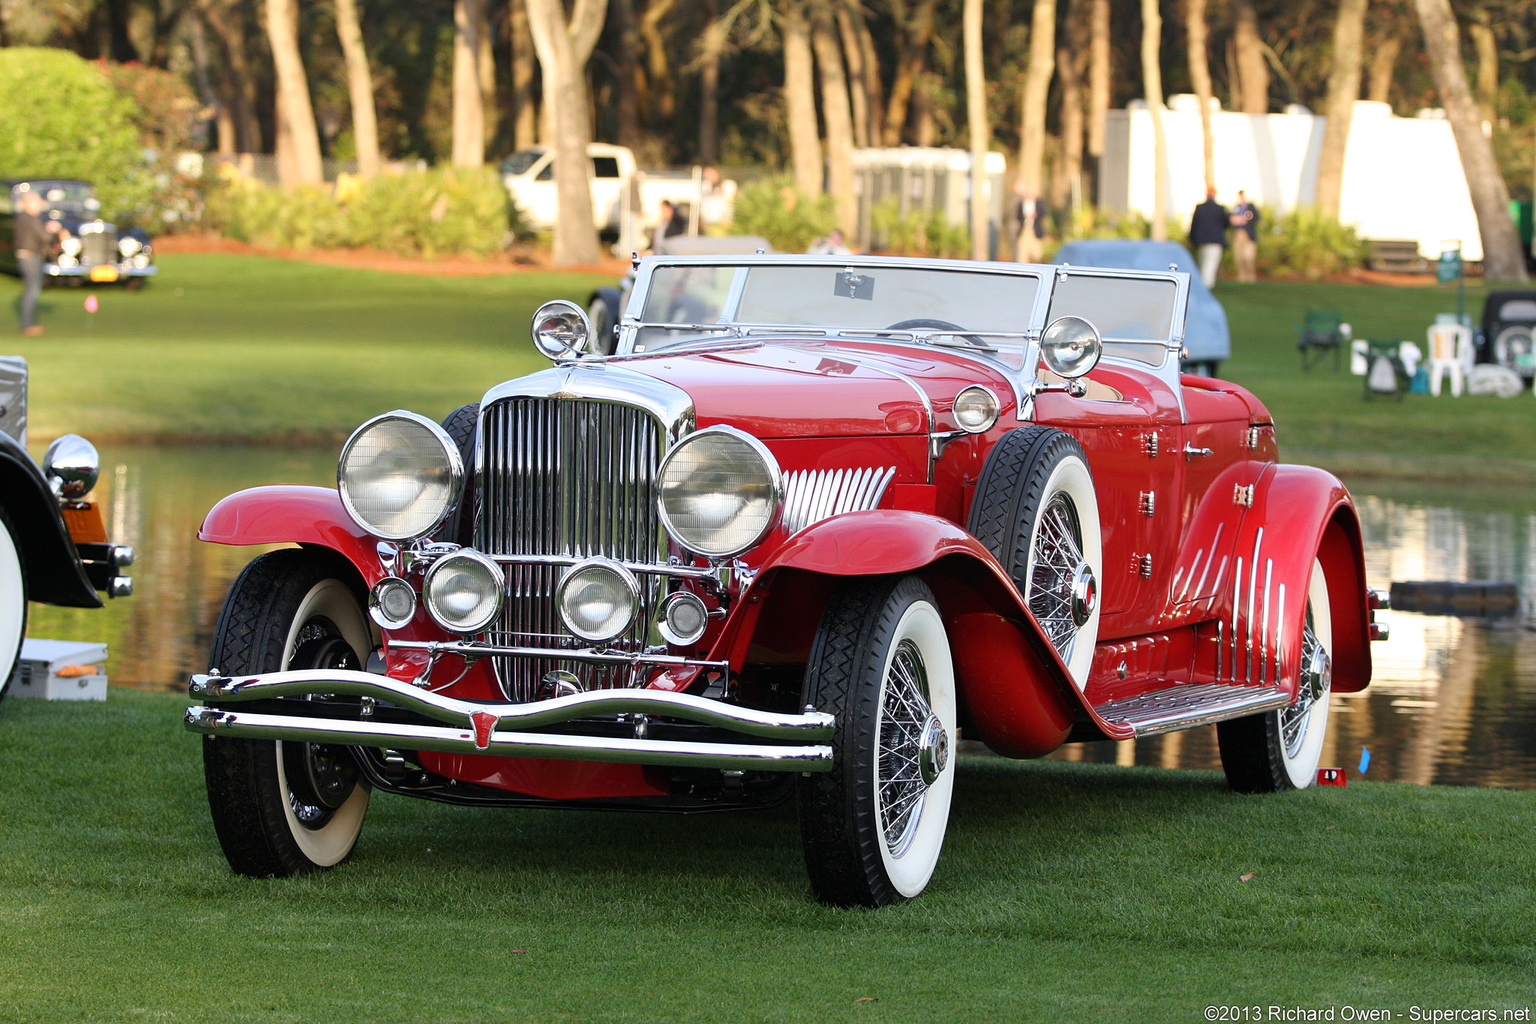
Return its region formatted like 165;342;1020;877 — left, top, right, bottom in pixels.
651;199;687;252
14;190;66;337
1188;189;1229;289
1229;190;1259;283
1010;181;1046;264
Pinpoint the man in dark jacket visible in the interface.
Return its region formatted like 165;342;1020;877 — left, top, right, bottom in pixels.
1188;189;1228;289
14;190;66;337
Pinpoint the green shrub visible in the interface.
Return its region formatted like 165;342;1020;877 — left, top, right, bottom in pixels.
1253;205;1366;280
868;199;972;258
0;48;142;220
730;177;836;253
204;165;511;258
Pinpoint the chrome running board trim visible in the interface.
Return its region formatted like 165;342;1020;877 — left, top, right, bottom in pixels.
1094;683;1292;737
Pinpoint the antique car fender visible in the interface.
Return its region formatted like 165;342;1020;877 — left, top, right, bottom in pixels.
715;510;1095;758
0;432;99;608
199;485;387;586
1228;464;1371;694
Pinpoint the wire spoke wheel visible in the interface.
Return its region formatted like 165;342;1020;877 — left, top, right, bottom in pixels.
799;577;957;906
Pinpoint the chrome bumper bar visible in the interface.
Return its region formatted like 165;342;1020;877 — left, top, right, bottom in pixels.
186;670;834;772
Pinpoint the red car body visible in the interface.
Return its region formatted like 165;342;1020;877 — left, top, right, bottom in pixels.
187;255;1385;904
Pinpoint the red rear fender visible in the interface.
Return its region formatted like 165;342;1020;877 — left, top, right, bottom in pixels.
199;485;386;585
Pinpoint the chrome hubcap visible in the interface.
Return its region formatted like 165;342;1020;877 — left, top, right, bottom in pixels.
1030;492;1087;655
1281;603;1330;758
879;638;937;857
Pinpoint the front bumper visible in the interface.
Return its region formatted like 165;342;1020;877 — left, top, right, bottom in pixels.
185;670;834;772
45;263;158;281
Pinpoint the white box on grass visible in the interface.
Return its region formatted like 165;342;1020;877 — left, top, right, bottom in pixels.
7;639;109;701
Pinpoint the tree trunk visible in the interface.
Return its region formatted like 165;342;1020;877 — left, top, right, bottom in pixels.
1413;0;1527;282
511;0;537;149
964;0;988;260
266;0;324;186
1232;0;1268;114
453;0;486;168
1468;15;1497;122
1367;34;1401;104
849;0;884;147
641;0;679;122
811;3;857;234
525;0;608;266
1186;0;1215;192
200;0;262;153
1053;0;1088;214
835;2;869;147
883;0;938;147
699;0;723;163
1314;0;1367;218
612;0;643;150
782;3;823;196
1086;0;1110;203
1141;0;1167;240
335;0;380;177
1017;0;1055;196
479;1;498;146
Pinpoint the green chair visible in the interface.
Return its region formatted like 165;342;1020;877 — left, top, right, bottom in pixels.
1298;309;1345;371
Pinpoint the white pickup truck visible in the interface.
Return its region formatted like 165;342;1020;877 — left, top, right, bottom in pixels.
499;143;732;249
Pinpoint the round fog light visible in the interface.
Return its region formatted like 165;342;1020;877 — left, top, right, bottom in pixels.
423;551;503;634
658;590;709;646
369;576;418;629
557;559;639;642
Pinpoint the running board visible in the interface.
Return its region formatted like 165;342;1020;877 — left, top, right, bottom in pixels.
1094;684;1292;737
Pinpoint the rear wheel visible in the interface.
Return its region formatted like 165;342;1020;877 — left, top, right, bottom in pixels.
798;577;957;906
202;549;374;876
1217;558;1334;792
0;507;26;702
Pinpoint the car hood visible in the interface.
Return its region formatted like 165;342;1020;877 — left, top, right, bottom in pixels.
617;340;1016;438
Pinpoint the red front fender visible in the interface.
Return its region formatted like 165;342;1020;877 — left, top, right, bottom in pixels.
713;511;1127;756
199;485;387;586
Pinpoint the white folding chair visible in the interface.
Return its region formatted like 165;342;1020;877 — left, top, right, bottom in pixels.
1425;323;1471;397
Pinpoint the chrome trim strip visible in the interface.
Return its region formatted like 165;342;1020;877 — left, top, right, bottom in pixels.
480;364;696;444
1194;523;1223;598
1275;583;1286;688
1260;559;1273;686
387;639;729;670
1231;557;1242;683
190;669;830;737
186;708;833;772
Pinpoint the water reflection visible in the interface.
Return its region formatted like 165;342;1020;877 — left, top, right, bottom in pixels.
26;448;1536;788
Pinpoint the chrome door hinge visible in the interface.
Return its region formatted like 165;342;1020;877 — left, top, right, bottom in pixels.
1142;433;1160;458
1130;553;1153;578
1138;491;1156;517
1234;484;1255;507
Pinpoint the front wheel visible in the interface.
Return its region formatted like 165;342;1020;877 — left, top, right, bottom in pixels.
798;577;957;906
0;507;26;702
1217;558;1334;792
202;549;374;876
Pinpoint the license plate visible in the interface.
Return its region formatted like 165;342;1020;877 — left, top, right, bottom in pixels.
89;266;119;283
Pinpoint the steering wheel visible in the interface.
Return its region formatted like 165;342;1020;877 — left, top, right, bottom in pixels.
885;318;993;350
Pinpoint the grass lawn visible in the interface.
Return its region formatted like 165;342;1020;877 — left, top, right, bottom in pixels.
4;253;609;443
1;689;1532;1023
2;254;1533;479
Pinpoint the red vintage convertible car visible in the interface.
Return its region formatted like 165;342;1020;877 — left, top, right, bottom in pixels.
186;254;1388;906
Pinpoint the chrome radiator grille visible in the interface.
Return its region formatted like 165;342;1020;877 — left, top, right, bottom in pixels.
477;397;667;700
81;230;116;266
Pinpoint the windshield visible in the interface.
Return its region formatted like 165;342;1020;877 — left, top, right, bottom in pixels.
1046;273;1177;366
634;262;1041;367
21;182;100;217
499;150;546;176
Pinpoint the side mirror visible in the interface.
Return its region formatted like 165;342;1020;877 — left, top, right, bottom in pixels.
1039;315;1102;379
530;300;591;361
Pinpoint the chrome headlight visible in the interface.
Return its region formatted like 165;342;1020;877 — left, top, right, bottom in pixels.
43;434;99;500
531;300;590;360
338;411;463;541
1040;315;1103;378
60;237;82;257
953;385;1000;432
557;559;639;642
118;236;142;257
423;551;503;634
656;426;781;559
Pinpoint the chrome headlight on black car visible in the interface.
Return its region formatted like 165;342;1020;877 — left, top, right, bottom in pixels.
657;426;781;558
338;411;463;541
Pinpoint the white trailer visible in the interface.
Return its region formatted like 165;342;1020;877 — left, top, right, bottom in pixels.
1100;97;1483;264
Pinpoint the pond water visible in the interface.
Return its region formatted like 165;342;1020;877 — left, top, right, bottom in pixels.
27;446;1536;789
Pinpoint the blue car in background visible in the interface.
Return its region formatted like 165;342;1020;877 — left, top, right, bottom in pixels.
1055;240;1231;377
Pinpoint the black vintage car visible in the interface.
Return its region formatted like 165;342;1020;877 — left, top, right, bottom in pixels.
1478;290;1536;383
1;356;133;700
0;179;157;286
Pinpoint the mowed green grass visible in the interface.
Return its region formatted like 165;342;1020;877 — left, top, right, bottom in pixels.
3;254;1534;478
3;253;608;443
0;689;1532;1023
